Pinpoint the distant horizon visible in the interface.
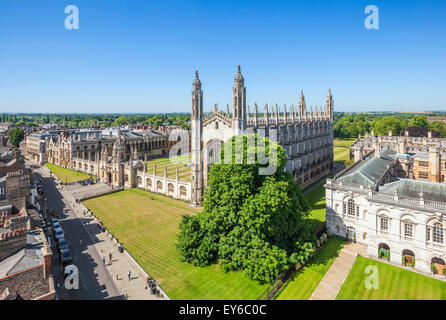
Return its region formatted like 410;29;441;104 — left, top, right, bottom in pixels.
1;0;445;113
1;110;445;116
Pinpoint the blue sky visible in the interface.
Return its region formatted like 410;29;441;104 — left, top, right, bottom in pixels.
0;0;445;113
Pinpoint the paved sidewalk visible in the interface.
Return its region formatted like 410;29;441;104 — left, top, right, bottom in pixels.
309;242;367;300
40;164;166;300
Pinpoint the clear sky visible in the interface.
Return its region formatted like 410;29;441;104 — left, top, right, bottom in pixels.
0;0;445;113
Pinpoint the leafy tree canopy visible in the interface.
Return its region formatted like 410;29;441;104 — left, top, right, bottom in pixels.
408;115;429;128
177;135;315;283
8;128;24;147
372;116;404;136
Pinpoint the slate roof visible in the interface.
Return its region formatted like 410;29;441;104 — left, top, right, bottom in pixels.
337;148;397;186
380;179;446;202
0;231;43;277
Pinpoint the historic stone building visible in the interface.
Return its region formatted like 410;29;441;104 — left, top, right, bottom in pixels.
45;128;168;186
351;130;446;183
191;66;334;206
326;141;446;276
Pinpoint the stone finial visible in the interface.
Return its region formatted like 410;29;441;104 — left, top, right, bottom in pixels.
193;70;201;86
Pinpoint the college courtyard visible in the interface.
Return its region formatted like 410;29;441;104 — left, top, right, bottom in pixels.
45;139;446;300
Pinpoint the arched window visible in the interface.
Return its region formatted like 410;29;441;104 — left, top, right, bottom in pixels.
433;223;444;244
347;226;356;241
215;122;219;129
347;199;355;216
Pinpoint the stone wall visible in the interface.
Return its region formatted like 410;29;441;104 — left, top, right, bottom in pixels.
0;265;51;300
0;229;27;261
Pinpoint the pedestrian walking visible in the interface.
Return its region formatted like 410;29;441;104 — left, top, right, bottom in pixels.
109;252;112;265
128;270;131;281
102;256;106;265
79;237;82;246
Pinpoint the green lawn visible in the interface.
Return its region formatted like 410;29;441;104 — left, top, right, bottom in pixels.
333;138;356;168
337;256;446;300
45;163;95;183
146;154;191;182
334;146;353;167
305;185;326;233
275;238;345;300
83;188;268;300
334;138;357;147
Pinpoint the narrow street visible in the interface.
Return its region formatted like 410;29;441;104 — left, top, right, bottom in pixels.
30;160;124;300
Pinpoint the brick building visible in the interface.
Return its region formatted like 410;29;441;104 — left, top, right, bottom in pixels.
0;230;54;300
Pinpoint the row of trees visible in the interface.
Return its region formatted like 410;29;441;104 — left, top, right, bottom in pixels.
334;113;446;138
0;113;191;130
2;112;446;138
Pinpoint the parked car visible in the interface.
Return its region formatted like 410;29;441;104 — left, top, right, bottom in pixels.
52;221;61;232
57;238;68;251
52;218;59;226
60;249;72;268
40;220;47;228
54;227;64;241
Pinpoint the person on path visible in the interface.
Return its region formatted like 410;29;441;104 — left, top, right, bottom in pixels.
102;256;106;265
128;270;131;281
79;237;82;246
109;252;112;265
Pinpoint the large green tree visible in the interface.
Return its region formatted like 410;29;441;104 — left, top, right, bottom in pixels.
372;116;404;136
408;115;429;128
429;121;446;137
177;135;315;283
8;128;24;147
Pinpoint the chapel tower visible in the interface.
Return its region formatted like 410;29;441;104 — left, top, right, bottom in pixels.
232;65;247;135
191;71;204;206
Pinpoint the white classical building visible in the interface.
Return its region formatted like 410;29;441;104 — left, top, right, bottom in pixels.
326;148;446;275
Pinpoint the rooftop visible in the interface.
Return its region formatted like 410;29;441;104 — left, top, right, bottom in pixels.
337;148;396;186
379;179;446;202
0;230;43;278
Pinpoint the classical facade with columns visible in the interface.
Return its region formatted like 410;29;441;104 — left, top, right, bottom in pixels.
191;66;334;206
326;138;446;276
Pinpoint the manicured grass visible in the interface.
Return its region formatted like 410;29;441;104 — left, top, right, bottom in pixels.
305;185;326;232
275;238;345;300
336;256;446;300
45;163;95;183
334;138;357;147
83;188;268;300
146;154;191;182
334;146;353;167
333;138;356;168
